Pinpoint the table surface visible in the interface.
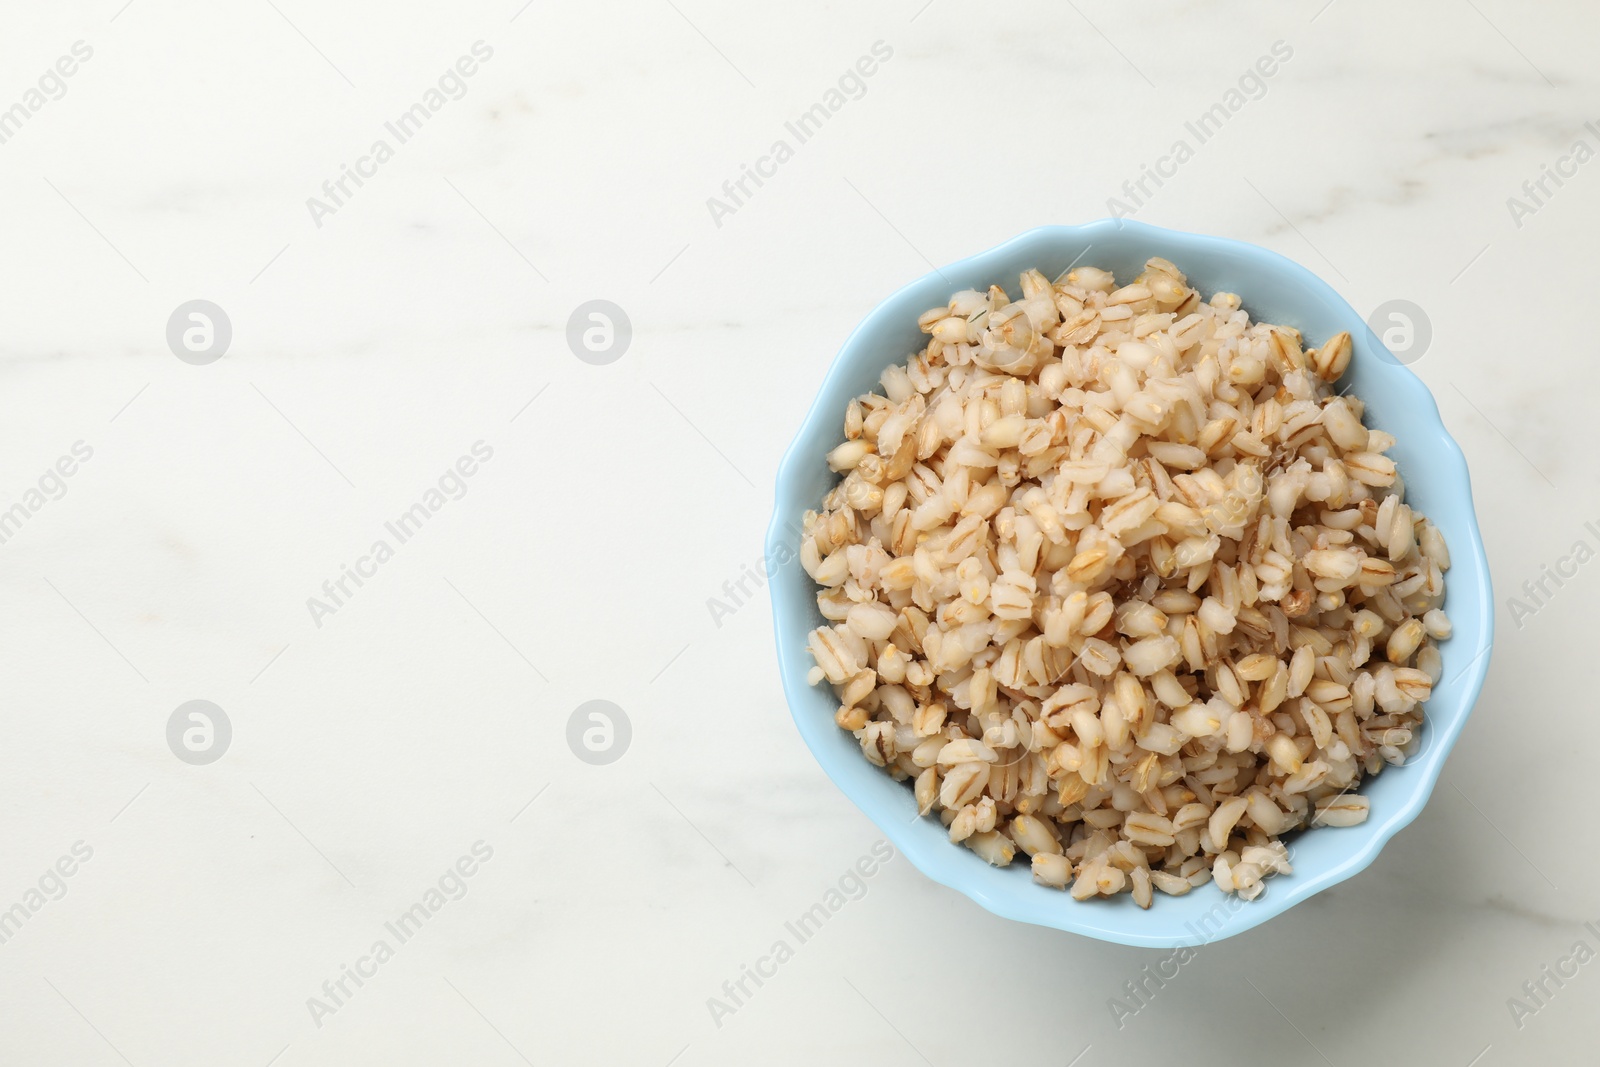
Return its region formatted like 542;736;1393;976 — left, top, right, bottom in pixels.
0;2;1593;1064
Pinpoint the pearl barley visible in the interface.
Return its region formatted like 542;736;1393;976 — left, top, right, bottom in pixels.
802;259;1448;904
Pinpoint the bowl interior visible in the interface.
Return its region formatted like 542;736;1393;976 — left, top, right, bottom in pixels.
768;220;1493;947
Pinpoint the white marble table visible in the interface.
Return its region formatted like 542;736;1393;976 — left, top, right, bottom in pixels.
0;1;1593;1063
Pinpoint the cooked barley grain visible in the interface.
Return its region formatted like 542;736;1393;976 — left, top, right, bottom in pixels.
802;259;1449;904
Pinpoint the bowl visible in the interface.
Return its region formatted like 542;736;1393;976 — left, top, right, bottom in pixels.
766;219;1494;947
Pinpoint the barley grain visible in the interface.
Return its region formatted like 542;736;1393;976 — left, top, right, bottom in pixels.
803;260;1449;905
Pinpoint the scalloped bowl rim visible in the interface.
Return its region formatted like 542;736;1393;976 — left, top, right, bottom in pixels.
768;220;1493;947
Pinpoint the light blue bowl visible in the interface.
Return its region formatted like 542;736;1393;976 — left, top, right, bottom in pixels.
767;220;1493;948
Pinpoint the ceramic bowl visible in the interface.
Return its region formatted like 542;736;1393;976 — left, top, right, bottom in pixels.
767;219;1493;947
